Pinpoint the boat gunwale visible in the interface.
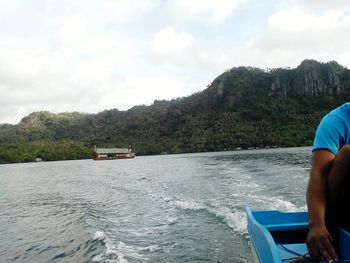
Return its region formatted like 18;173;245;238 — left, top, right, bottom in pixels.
246;206;283;263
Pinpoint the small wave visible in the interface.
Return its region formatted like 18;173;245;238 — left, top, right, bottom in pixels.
92;230;129;263
270;198;303;211
166;216;178;225
173;199;247;235
173;200;206;210
93;230;163;262
173;195;305;236
207;205;247;234
247;194;306;212
117;241;160;259
94;231;106;241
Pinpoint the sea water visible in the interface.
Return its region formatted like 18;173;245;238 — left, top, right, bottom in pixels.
0;147;311;262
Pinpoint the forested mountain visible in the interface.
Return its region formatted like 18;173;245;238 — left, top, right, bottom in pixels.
1;59;350;163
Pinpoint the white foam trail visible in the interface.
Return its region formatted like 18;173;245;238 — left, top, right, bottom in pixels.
173;196;304;235
173;200;206;210
247;194;306;212
172;194;305;236
117;241;159;258
173;199;248;234
270;198;300;211
92;230;130;263
207;206;247;234
94;232;161;262
166;216;178;225
94;230;106;241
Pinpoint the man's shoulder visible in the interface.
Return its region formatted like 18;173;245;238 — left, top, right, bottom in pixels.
328;103;350;119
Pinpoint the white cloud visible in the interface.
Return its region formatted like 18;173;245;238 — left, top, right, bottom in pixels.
152;27;193;55
171;0;244;22
0;48;43;78
295;0;350;12
269;8;350;32
104;0;159;23
58;14;89;52
100;75;186;109
239;7;350;68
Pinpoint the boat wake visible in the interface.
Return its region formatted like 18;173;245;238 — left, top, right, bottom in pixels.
245;193;307;212
173;199;247;235
92;230;164;262
93;231;130;263
172;193;306;237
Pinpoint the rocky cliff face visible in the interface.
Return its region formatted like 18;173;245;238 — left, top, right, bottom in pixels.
270;60;346;97
201;59;350;113
19;112;51;132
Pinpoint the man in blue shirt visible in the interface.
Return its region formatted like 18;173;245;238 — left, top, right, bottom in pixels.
307;103;350;262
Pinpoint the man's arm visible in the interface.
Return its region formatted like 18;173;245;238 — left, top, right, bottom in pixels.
306;150;338;261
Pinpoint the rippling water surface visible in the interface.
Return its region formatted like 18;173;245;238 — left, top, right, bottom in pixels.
0;147;311;262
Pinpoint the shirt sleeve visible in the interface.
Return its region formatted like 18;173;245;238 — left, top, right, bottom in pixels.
312;114;346;155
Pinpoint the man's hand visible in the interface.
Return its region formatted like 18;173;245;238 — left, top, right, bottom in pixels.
306;225;338;262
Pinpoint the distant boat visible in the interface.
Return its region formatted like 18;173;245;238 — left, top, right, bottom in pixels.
246;207;350;262
93;147;135;160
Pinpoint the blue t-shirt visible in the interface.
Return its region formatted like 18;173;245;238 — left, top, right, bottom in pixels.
313;103;350;155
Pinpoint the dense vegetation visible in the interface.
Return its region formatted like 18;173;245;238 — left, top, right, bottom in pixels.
1;59;350;163
0;140;93;164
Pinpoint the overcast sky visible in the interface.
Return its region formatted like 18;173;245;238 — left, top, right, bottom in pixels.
1;0;350;124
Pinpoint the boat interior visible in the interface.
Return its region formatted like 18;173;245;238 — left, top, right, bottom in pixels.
247;208;350;262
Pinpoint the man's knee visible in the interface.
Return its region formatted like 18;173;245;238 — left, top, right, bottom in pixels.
328;145;350;202
335;145;350;163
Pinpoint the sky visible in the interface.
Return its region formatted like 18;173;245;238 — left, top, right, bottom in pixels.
1;0;350;124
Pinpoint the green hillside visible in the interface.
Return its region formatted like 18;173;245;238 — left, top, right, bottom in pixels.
1;59;349;163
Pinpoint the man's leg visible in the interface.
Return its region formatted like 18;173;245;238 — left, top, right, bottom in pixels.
326;145;350;244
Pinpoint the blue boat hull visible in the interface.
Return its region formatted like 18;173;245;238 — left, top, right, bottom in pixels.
246;207;350;262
